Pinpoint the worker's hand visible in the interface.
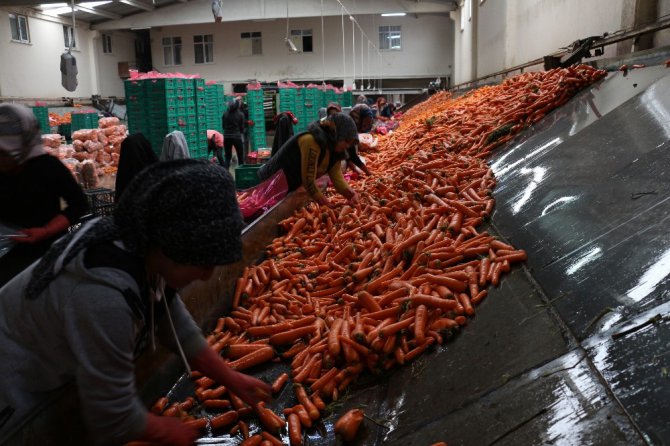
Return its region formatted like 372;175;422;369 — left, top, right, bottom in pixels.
226;371;272;406
316;196;334;208
13;227;49;244
347;190;360;205
140;413;199;446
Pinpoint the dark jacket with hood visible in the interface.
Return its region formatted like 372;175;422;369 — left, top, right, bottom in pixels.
222;100;246;139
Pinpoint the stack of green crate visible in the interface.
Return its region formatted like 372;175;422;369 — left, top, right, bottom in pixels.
341;91;353;107
246;89;266;152
294;88;307;133
278;88;297;115
71;111;99;133
335;92;343;108
205;84;225;134
234;165;262;189
191;78;208;158
304;87;320;125
144;78;184;155
124;79;147;135
31;106;50;134
324;88;337;107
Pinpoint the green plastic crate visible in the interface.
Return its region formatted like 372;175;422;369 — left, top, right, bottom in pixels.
234;165;262;189
31;106;50;133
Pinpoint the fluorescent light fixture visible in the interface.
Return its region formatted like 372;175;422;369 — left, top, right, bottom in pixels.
42;6;72;15
381;12;406;17
130;27;151;30
82;1;113;7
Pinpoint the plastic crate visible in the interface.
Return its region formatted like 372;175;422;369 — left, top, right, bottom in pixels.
84;188;115;217
234;165;262;189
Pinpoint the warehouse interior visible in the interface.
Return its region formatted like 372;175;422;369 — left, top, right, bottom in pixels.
1;0;670;445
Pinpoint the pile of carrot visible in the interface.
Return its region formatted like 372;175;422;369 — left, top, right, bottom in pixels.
139;65;606;445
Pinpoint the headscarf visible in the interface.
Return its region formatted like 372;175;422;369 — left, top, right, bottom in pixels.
160;130;190;161
114;133;158;202
326;102;342;116
0;103;46;165
25;160;244;299
348;104;374;133
326;113;358;143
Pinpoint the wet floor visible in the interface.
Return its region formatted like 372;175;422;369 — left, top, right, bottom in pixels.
8;66;670;445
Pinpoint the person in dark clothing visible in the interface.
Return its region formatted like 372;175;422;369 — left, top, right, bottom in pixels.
240;101;251;158
271;111;298;157
207;129;225;166
380;102;396;119
0;160;271;445
258;113;359;207
346;104;374;176
114;133;158;202
222;99;246;169
0;103;88;288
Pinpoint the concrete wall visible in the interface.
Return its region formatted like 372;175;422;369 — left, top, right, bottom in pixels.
0;7;135;99
455;0;629;84
656;0;670;47
150;14;453;92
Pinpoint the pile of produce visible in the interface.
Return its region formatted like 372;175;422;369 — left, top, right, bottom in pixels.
140;65;607;445
42;117;127;188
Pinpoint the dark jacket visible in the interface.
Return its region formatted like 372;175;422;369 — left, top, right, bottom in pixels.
222;101;246;139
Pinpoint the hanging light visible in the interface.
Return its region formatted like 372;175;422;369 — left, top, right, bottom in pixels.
284;0;298;52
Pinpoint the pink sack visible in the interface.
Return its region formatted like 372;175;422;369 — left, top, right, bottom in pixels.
238;170;289;221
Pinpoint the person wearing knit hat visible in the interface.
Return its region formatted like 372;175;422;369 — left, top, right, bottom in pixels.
160;130;190;161
271;111;297;157
0;160;271;445
0;103;88;288
259;112;359;207
345;103;374;177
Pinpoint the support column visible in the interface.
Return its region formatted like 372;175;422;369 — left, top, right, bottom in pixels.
617;0;659;54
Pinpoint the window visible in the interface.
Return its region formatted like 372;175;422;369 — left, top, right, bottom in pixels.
194;34;213;64
289;29;313;53
379;25;401;50
162;36;182;66
9;13;30;43
240;32;262;56
102;34;112;54
63;25;76;48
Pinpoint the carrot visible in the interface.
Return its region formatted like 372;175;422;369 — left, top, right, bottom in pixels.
261;431;285;446
410;294;460;312
328;318;343;356
292;404;313;428
414;304;428;344
288;412;303;446
311;366;339;394
424;273;467;292
210;410;239;429
240;435;263;446
184;417;208;431
225;343;271;359
255;403;286;433
334;408;365;441
269;324;315;345
203;399;231;409
379;317;414;338
271;372;289;394
357;291;382;313
294;383;320;420
150;396;168;415
227;346;275;370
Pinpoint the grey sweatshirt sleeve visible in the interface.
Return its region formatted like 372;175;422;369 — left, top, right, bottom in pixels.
157;294;208;360
62;282;148;445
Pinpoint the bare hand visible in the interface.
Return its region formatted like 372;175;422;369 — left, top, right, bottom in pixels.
347;190;360;205
227;371;272;406
12;228;48;244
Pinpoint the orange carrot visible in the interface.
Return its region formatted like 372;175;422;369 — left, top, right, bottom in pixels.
271;372;289;394
288;412;303;446
227;346;275;370
334;408;365;441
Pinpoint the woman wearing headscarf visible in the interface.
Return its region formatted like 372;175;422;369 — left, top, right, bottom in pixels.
160;130;190;161
0;160;271;445
114;132;158;202
345;103;374;177
0;103;88;288
222;99;246;168
207;129;225;166
271;111;298;157
258;113;359;207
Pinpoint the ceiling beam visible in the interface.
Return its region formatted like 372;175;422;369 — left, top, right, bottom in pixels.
75;4;122;19
117;0;154;12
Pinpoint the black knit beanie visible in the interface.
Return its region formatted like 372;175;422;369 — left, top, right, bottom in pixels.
115;159;243;265
327;113;358;142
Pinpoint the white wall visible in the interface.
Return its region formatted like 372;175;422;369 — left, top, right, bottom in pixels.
93;30;137;98
656;0;670;47
0;7;135;99
150;14;453;92
455;0;629;85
